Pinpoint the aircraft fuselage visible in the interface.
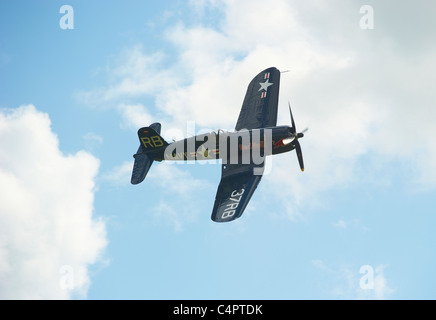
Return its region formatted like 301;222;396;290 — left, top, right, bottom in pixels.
146;125;296;163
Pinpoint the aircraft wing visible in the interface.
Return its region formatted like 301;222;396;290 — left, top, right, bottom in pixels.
235;67;281;131
211;163;264;222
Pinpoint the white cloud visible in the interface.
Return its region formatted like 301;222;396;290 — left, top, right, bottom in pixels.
0;105;107;299
371;265;395;300
102;161;133;186
77;47;174;105
333;219;347;229
313;261;394;299
152;201;184;233
148;162;214;196
83;132;103;152
331;219;370;232
117;103;154;129
146;162;216;231
354;264;394;300
312;259;328;271
103;159;215;230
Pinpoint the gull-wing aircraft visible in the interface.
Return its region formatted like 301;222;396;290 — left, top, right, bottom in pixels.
131;67;306;222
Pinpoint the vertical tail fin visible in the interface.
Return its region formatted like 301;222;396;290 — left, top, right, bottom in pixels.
137;124;168;151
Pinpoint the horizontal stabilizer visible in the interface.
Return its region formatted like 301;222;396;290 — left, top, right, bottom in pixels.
131;145;154;185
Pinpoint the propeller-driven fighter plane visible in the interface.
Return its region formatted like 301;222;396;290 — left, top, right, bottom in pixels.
131;67;306;222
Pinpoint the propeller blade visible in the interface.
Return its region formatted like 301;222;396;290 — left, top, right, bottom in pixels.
301;127;309;134
295;140;304;171
288;102;296;134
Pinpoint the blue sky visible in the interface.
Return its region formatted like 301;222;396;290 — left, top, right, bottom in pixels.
1;0;436;299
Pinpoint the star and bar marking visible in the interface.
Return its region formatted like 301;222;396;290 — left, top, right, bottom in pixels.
258;72;273;98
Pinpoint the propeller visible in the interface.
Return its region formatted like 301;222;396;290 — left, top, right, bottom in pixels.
288;102;306;172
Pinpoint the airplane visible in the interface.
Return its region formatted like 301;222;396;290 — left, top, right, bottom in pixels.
130;67;306;222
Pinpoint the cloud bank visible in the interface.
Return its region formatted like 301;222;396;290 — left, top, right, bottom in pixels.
0;105;106;299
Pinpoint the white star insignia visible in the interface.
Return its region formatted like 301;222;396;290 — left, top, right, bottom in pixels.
258;79;273;92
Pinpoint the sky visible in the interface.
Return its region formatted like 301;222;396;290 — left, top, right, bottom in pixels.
1;0;435;300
